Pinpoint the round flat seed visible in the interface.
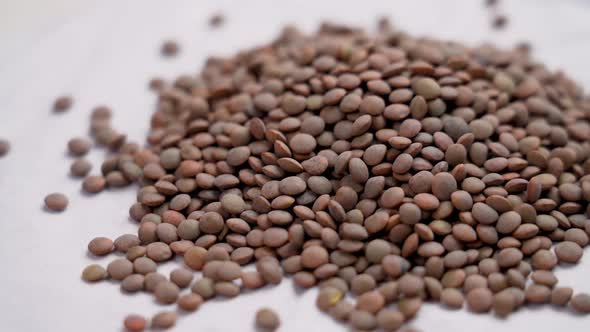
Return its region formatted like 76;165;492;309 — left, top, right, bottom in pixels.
200;212;224;234
441;288;464;309
107;259;133;280
0;138;9;157
290;133;316;154
170;268;194;288
146;242;172;262
551;287;573;306
82;264;107;282
83;175;106;193
380;187;405;208
398;274;425;297
467;288;493;313
226;147;250;166
412;78;441;100
70;159;92;177
301;246;329;269
472;203;499;225
350;310;377;330
178;293;203;312
191;277;216;299
360;95;385;115
356;291;385;314
493;291;516;317
571;293;590;313
133;257;157;275
525;284;551;304
497;248;523;268
555;241;583;263
88;237;114;256
399;203;421;225
221;194;246;214
376;309;404;331
255;308;280;331
155;281;180;304
317;286;344;311
68;137;91;156
185;246;207;270
431;173;457;201
144;272;166;292
124;314;147;332
351;274;377;295
398;297;422;318
121;274;145;292
279;176;307;195
44;193;68;212
216;261;242;281
366;239;391;263
215;281;240;298
531;271;558;287
151;311;177;329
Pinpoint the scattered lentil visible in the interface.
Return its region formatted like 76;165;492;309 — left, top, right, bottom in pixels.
82;264;107;282
44;193;68;212
53;95;72;112
161;40;179;56
571;293;590;313
124;314;146;332
255;308;280;331
0;138;11;157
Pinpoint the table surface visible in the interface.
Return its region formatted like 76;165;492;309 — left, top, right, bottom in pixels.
0;0;589;331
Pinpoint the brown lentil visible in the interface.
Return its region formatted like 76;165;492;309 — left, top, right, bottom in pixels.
154;281;180;304
53;95;72;112
170;267;194;288
255;308;280;331
161;40;179;56
467;288;493;313
107;259;133;280
121;274;145;293
551;287;573;306
88;237;114;256
44;193;68;212
151;311;177;329
570;293;590;313
70;159;92;177
123;314;146;332
191;277;215;299
82;264;107;282
441;288;464;309
0;138;10;157
555;241;583;263
82;175;106;193
68;137;91;156
350;310;377;330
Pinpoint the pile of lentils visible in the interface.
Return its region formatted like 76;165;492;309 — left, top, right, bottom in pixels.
81;22;590;331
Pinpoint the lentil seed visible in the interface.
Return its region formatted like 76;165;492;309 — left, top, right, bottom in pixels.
151;311;177;329
255;308;280;331
82;264;107;282
44;193;68;212
123;314;146;332
571;293;590;313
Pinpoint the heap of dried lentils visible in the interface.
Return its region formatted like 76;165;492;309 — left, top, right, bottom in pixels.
80;22;590;331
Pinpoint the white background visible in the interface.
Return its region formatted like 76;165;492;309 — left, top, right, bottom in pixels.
0;0;589;331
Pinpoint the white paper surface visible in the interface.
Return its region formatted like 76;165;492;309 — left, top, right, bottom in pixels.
0;0;589;331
